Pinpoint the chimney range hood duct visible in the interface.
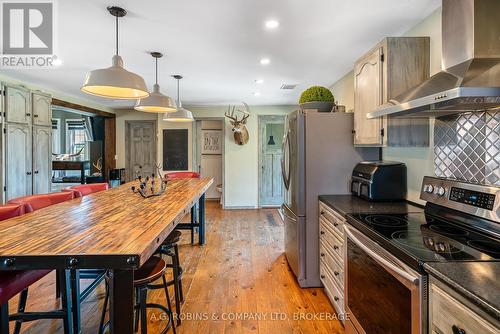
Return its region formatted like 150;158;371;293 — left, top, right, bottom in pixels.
368;0;500;119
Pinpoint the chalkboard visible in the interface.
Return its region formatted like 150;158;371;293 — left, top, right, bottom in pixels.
163;129;188;171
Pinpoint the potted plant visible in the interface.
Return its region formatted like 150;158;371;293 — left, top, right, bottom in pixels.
299;86;335;112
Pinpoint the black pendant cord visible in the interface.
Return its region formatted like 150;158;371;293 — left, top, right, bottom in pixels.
155;57;158;85
115;15;119;55
176;79;181;107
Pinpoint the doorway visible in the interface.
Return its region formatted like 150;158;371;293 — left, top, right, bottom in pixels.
125;120;157;182
193;119;224;201
259;115;285;207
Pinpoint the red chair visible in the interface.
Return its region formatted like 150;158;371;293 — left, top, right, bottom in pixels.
7;192;75;213
63;183;109;198
0;204;71;333
165;172;200;244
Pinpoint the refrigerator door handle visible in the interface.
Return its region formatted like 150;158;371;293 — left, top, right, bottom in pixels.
281;131;291;190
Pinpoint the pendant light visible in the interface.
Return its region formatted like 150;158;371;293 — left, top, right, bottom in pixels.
81;6;149;99
267;125;276;145
163;75;194;122
134;52;176;112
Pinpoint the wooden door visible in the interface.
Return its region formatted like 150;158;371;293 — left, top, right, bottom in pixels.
5;85;31;125
32;92;52;126
259;116;285;206
125;121;157;181
354;46;384;146
33;126;52;194
5;123;32;200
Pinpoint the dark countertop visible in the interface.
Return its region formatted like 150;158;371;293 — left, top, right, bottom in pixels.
424;262;500;321
318;194;424;217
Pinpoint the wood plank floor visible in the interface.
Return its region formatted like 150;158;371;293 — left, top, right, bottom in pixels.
10;201;344;334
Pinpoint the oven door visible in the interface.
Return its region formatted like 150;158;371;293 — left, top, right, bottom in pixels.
344;224;427;334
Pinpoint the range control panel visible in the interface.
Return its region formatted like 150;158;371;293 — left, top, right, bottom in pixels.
420;176;499;223
449;187;496;211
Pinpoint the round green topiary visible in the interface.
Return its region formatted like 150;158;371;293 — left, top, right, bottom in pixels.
299;86;335;104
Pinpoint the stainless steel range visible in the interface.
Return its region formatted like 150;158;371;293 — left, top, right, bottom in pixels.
344;176;500;334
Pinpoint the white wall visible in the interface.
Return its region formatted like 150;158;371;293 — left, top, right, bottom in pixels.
115;105;295;208
329;8;442;204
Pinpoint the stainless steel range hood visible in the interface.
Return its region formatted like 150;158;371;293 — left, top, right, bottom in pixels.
368;0;500;119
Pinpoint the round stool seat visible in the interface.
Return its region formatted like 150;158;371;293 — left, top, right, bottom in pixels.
134;256;166;286
163;230;182;246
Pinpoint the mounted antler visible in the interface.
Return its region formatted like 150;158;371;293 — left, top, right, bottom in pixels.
225;102;250;145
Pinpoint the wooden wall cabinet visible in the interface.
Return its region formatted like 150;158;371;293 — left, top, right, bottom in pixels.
353;37;430;147
1;83;52;202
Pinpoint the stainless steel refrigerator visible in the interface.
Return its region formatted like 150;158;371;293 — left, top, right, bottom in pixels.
281;110;378;287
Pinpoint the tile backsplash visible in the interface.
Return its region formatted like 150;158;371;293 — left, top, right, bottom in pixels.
434;111;499;185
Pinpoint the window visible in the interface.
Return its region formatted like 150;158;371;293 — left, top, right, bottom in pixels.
52;119;61;153
66;119;87;157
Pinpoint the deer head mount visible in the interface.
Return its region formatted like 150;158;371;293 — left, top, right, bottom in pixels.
225;102;250;145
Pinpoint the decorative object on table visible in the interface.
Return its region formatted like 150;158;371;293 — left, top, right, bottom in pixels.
81;6;149;99
299;86;335;112
91;157;103;177
135;52;177;113
201;130;222;155
163;75;194;122
52;147;85;161
131;163;168;198
225;102;250;145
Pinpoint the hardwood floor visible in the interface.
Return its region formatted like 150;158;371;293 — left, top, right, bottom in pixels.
10;201;344;334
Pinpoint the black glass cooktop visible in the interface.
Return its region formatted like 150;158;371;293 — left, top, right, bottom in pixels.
348;213;500;265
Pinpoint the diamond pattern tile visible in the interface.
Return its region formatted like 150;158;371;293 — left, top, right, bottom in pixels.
434;111;500;185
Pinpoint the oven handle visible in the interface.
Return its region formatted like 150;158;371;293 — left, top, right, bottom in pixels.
344;225;419;284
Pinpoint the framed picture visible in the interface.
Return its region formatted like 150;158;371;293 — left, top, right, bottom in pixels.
201;130;222;155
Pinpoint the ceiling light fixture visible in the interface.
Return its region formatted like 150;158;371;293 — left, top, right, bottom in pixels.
81;6;149;99
260;58;270;65
255;79;264;84
134;52;176;113
163;75;194;122
265;20;279;29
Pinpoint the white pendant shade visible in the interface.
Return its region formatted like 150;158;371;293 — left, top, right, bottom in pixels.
135;84;176;112
82;55;149;99
163;107;194;122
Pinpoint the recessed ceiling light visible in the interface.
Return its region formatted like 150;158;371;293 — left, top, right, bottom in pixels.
260;58;270;65
253;92;261;96
255;79;264;84
265;20;279;29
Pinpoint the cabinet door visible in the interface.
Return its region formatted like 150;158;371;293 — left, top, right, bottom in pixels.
32;92;52;126
5;123;32;200
33;126;52;194
5;85;31;125
354;47;384;146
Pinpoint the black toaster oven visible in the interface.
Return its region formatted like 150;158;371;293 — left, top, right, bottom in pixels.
350;161;407;201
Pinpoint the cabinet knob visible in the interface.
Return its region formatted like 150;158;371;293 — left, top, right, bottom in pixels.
34;170;39;174
320;274;325;279
320;231;325;235
320;253;325;257
26;113;31;117
26;171;32;175
452;325;466;334
34;114;39;118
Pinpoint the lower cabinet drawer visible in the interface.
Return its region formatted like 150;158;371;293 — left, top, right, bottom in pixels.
320;218;343;261
320;239;344;289
430;284;499;334
320;265;344;318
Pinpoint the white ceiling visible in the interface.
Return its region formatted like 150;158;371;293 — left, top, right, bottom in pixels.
2;0;441;109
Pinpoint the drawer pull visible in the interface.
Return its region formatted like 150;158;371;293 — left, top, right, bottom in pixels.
320;210;325;215
334;271;339;276
320;230;325;235
320;274;325;279
452;325;466;334
334;245;339;250
320;253;325;257
334;296;339;301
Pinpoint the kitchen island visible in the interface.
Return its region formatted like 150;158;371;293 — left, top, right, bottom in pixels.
0;177;213;334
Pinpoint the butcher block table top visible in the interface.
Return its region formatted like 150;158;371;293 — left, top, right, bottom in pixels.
0;177;213;271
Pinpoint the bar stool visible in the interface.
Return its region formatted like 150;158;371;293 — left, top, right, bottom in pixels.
156;230;184;326
165;172;200;244
99;256;176;334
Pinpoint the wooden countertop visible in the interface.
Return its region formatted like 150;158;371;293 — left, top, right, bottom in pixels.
0;177;213;269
